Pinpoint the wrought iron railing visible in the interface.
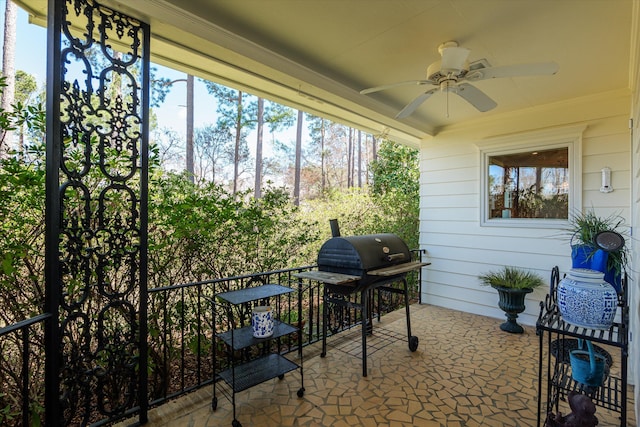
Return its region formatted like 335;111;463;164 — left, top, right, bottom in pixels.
145;250;424;410
0;314;49;426
0;250;424;426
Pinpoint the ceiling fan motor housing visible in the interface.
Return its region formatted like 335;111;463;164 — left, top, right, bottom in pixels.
427;59;468;83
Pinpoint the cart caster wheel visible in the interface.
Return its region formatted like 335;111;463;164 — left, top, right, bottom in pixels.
278;374;285;380
320;352;326;358
211;397;217;411
409;336;419;352
297;387;305;398
232;419;242;427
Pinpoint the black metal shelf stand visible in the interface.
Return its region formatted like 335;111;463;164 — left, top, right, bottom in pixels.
536;267;629;426
212;284;304;427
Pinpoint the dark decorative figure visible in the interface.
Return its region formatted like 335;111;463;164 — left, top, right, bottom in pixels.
545;391;598;427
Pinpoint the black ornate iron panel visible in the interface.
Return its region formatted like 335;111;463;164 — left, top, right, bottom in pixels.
45;0;149;425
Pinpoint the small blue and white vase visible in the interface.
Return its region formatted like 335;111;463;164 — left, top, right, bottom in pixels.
252;306;274;338
557;268;618;330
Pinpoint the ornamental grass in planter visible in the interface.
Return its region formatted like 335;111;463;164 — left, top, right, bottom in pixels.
566;209;628;292
479;266;546;333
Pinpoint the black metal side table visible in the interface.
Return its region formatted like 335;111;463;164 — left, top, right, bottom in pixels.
536;267;629;426
212;284;304;427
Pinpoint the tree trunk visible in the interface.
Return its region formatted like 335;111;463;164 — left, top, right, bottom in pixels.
254;97;264;198
294;110;303;205
320;118;325;193
186;74;194;182
357;130;362;188
364;134;370;186
347;127;352;187
233;90;243;195
372;135;377;162
1;0;17;157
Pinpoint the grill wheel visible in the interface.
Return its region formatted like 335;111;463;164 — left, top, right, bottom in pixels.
409;335;419;352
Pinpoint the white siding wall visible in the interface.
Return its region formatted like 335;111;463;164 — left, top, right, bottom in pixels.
630;15;640;417
631;93;640;425
419;90;631;329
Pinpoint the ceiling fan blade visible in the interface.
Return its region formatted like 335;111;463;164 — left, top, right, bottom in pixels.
440;46;471;72
395;88;439;119
360;80;433;95
455;83;497;112
466;61;559;81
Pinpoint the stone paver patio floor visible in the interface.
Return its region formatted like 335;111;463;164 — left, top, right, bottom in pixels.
127;304;636;427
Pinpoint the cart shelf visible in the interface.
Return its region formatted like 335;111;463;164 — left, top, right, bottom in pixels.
218;321;298;350
219;353;300;393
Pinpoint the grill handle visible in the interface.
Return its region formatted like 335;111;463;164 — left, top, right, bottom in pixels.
329;219;341;237
386;253;406;262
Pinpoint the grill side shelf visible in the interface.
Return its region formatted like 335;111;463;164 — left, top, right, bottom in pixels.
367;261;430;276
293;270;360;285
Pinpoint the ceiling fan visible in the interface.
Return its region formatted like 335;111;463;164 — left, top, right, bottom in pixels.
360;41;559;119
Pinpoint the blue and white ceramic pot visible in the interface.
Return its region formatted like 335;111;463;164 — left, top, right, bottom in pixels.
252;306;274;338
557;268;618;330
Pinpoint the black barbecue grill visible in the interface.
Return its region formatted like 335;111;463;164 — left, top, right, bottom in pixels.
294;220;429;377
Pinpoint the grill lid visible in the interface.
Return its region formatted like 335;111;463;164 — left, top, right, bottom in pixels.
317;233;411;277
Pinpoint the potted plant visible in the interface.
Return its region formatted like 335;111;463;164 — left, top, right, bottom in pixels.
567;210;628;292
479;266;546;333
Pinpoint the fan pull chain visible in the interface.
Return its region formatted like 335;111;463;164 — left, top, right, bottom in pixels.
446;86;450;118
446;81;450;118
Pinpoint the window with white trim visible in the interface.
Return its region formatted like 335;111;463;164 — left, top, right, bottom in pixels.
478;126;584;227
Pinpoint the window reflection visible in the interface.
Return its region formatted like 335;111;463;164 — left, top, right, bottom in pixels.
488;147;569;219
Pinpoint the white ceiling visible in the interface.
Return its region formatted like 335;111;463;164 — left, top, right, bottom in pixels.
15;0;636;145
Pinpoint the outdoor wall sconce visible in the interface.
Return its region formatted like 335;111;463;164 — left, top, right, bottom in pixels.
600;167;613;193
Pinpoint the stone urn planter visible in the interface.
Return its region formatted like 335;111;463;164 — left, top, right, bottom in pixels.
492;285;533;333
479;266;545;334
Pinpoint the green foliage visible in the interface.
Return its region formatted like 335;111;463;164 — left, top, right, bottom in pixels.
513;186;568;219
479;266;545;290
298;187;419;250
370;140;419;196
567;209;628;277
0;75;46;154
568;209;625;247
263;102;295;133
14;71;38;106
148;175;320;284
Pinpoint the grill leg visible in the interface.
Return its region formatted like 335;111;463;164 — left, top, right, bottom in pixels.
366;288;374;334
361;289;368;377
403;278;412;339
403;278;419;352
321;286;327;358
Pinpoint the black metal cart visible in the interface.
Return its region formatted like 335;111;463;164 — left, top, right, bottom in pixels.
212;284;304;427
536;266;629;426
